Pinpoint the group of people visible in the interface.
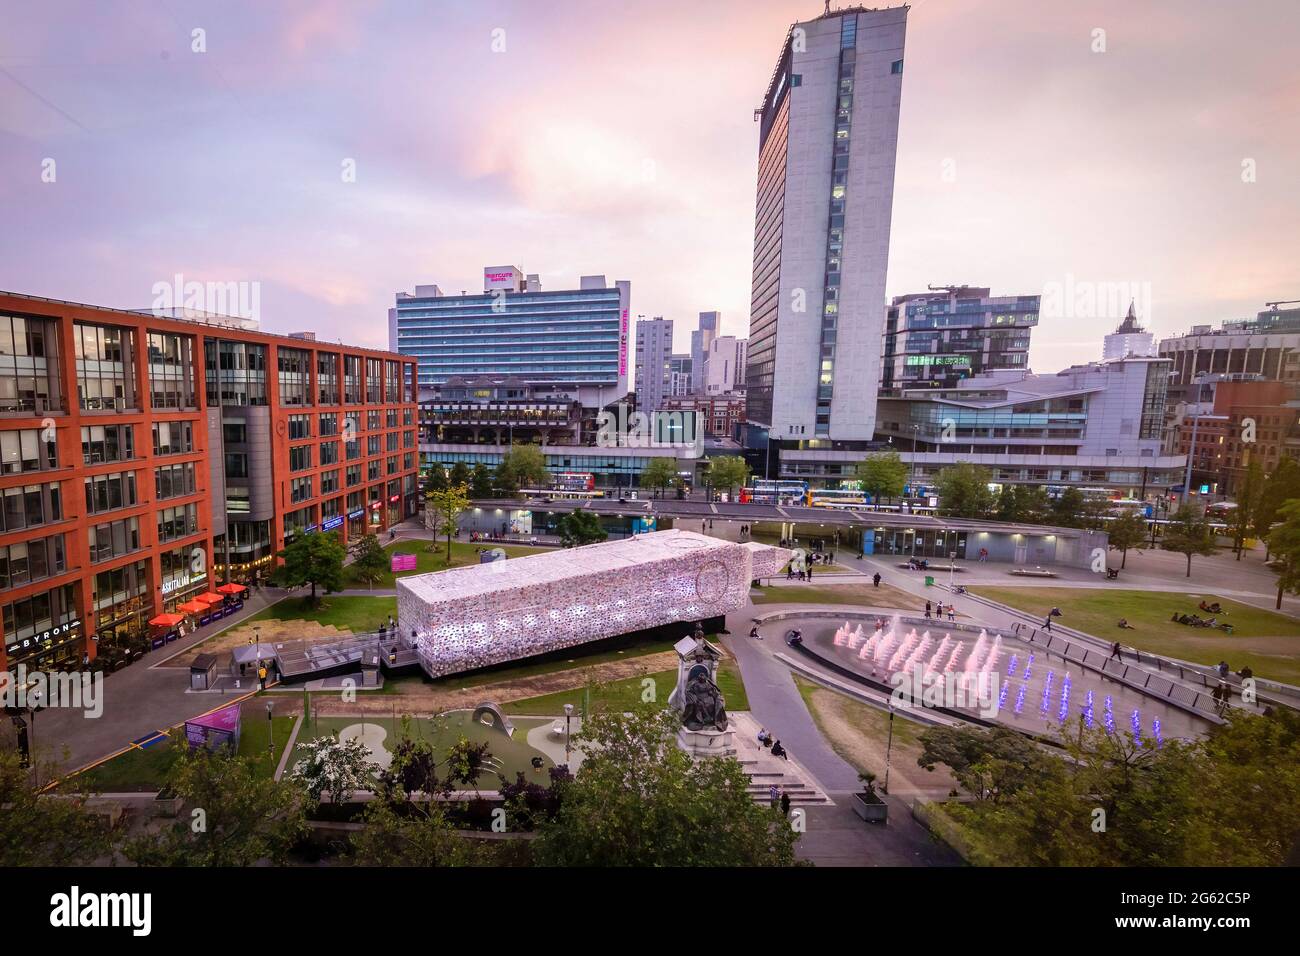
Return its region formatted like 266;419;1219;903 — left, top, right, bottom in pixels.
757;728;789;762
924;600;956;622
1172;611;1233;633
767;783;793;816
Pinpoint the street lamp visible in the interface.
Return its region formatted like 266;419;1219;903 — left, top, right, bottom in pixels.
563;702;574;768
266;701;274;754
883;699;895;795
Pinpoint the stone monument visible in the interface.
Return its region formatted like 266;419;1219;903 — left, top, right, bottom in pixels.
669;631;736;757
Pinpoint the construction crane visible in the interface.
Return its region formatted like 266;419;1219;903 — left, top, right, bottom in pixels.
1264;300;1300;309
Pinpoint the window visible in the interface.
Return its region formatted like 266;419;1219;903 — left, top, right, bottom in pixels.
153;421;195;456
366;358;382;403
319;414;338;436
290;476;313;503
146;332;196;409
367;436;380;455
321;469;339;495
343;355;361;404
82;424;133;466
2;429;58;473
0;314;62;413
1;482;62;533
3;584;77;663
289;445;313;472
317;352;339;405
0;534;66;590
278;347;312;406
367;410;380;430
891;58;904;74
84;471;138;515
155;461;196;500
75;322;136;411
205;340;267;406
346;464;362;487
88;516;141;562
156;504;198;543
288;414;312;440
320;441;339;465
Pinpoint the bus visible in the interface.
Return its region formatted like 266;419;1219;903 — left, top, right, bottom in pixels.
742;479;810;506
811;488;868;509
521;488;605;501
554;471;596;492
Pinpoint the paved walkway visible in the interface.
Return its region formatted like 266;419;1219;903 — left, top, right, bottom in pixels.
33;587;288;777
721;606;960;865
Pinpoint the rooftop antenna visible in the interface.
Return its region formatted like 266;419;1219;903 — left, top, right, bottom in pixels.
825;1;832;13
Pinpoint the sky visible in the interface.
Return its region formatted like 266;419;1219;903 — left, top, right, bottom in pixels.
1;0;1297;373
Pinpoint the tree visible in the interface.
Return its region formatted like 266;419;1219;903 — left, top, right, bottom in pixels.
352;798;496;867
424;465;448;495
1267;499;1300;609
448;461;471;489
291;734;376;807
1161;503;1218;577
855;450;908;509
1230;460;1264;560
1049;487;1085;528
934;463;995;519
349;533;388;587
270;531;346;608
918;710;1300;867
705;455;749;501
125;747;307;866
496;444;549;495
556;510;607;548
426;482;471;564
0;751;113;866
469;463;494;499
641;457;677;499
530;706;797;866
1254;457;1300;560
1106;510;1147;569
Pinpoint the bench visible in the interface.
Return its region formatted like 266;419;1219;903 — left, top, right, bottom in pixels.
1009;567;1057;578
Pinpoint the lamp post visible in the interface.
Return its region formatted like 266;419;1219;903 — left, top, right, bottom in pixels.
883;700;895;795
563;702;574;768
266;701;274;754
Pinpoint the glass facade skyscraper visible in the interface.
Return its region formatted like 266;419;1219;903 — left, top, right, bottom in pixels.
393;267;630;394
746;6;907;444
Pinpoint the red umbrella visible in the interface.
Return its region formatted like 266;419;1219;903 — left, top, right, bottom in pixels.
178;600;209;614
196;592;224;604
149;613;185;627
217;583;247;595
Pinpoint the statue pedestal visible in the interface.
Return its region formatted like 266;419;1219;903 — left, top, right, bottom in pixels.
677;726;737;758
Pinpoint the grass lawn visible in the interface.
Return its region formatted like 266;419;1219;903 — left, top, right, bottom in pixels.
972;586;1300;684
65;713;296;792
344;539;546;589
752;582;928;611
245;595;397;633
289;712;554;786
503;661;749;716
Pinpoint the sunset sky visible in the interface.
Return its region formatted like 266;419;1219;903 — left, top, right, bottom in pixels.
1;0;1297;373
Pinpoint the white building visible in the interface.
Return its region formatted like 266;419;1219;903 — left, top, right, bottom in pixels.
704;335;748;395
690;311;720;395
1103;303;1157;361
746;5;908;442
634;316;674;412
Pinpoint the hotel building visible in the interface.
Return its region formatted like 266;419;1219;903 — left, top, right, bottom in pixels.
0;291;418;671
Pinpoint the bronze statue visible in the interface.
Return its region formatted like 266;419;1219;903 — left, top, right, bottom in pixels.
681;669;729;732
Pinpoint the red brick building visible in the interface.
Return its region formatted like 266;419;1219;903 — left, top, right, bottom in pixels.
0;292;418;671
1170;379;1298;496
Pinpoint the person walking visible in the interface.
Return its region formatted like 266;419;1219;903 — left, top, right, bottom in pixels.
1109;641;1123;661
257;662;268;690
925;601;932;620
780;790;791;818
769;784;780;809
1043;614;1053;633
947;604;956;622
872;571;881;588
806;561;814;582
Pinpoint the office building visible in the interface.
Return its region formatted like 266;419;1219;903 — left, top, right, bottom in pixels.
668;354;694;397
881;287;1039;392
634;316;674;413
691;311;719;395
0;291;418;671
392;267;631;403
1158;303;1300;408
704;336;748;396
662;393;747;441
746;5;908;442
779;356;1184;497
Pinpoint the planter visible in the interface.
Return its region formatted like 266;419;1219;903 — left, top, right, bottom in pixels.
153;790;183;818
852;791;889;824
